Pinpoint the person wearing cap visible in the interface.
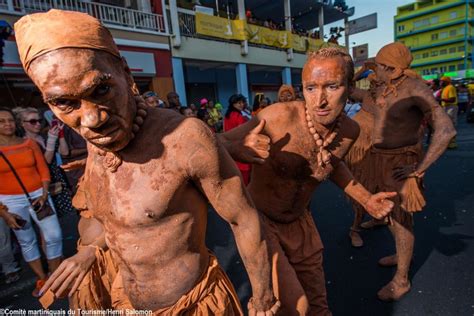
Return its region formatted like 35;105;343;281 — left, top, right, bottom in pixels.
14;9;279;314
142;91;164;108
278;85;296;103
346;42;455;301
440;76;458;148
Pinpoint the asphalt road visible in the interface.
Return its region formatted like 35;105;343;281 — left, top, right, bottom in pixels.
1;117;473;316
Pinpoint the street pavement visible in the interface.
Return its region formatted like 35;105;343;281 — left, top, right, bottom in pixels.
1;117;473;316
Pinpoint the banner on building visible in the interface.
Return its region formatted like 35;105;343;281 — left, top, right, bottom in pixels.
246;24;291;49
291;34;307;52
195;12;246;40
195;13;341;52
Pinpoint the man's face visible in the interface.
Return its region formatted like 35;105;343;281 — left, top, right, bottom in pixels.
279;91;294;102
168;93;181;107
302;57;352;126
28;49;136;152
145;96;158;107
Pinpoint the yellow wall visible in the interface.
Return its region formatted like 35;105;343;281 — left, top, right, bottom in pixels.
396;3;466;38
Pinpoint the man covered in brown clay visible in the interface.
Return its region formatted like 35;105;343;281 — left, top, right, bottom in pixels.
345;42;456;301
14;10;280;315
220;47;396;315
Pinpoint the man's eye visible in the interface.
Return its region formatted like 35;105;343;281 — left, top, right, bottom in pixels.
328;84;339;90
51;99;77;110
306;86;315;92
93;84;111;97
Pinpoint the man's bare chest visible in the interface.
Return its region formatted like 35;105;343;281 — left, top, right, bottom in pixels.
268;130;337;183
83;158;186;227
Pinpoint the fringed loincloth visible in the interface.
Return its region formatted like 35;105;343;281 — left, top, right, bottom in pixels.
370;144;426;225
111;252;243;315
345;109;375;214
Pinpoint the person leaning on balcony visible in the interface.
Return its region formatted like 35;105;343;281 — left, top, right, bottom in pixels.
440;76;458;149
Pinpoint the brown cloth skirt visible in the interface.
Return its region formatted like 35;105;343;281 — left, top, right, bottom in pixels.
111;252;243;316
262;211;330;316
370;145;426;225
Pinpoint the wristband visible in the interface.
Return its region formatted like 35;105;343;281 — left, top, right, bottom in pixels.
46;133;58;151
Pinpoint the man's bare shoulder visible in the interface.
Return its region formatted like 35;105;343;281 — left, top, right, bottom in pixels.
339;113;360;142
257;101;304;124
404;77;433;97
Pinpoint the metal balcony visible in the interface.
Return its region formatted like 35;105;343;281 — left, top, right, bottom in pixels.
0;0;168;35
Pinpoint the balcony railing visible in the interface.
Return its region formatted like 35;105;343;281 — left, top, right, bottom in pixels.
0;0;168;35
176;10;300;52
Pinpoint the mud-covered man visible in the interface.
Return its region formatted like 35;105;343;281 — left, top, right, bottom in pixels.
15;9;279;315
221;47;395;315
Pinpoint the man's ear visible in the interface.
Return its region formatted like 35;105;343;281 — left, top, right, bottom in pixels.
121;57;139;95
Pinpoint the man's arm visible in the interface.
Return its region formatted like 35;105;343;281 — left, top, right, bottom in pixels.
186;120;277;313
330;161;396;218
394;84;456;180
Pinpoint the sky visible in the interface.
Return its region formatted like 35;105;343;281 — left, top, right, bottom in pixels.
327;0;415;57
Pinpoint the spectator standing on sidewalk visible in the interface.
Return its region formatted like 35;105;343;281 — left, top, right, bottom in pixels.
0;107;63;297
224;94;251;185
440;76;458;149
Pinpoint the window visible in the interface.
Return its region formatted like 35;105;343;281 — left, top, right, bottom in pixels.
449;65;456;71
449;29;457;37
458;64;465;70
449;47;456;53
431;50;438;57
440;66;447;73
422;69;430;75
440;31;448;39
431;33;438;40
398;25;405;32
414;18;429;29
459;27;465;35
414;54;421;60
430;67;438;74
422;52;429;58
430;16;439;25
458;45;465;52
450;11;458;19
440;49;447;55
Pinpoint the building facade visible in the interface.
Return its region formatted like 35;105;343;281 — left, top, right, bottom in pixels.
0;0;173;108
168;0;351;107
395;0;474;78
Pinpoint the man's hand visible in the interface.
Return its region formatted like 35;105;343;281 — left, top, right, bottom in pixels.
239;120;271;164
364;192;397;219
248;297;281;316
40;246;97;298
2;212;25;230
393;164;424;181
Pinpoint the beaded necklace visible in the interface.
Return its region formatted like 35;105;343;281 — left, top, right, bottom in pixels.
304;106;341;168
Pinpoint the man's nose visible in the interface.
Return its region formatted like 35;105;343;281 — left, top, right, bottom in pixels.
315;90;328;108
81;101;109;128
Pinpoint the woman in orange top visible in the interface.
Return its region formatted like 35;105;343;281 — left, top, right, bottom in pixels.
0;107;63;297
